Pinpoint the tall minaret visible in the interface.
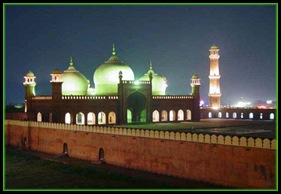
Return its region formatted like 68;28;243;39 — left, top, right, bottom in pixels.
208;45;221;108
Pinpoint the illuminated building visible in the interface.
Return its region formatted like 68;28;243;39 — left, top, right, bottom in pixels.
208;45;221;108
23;45;201;125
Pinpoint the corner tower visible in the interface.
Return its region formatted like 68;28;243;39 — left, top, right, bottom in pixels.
191;74;201;99
23;70;36;99
23;70;36;113
50;68;63;100
190;74;201;121
50;68;63;123
208;45;221;108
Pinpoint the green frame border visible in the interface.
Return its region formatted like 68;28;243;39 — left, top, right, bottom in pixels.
2;3;278;192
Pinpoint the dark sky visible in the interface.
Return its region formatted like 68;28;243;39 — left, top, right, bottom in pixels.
4;4;277;106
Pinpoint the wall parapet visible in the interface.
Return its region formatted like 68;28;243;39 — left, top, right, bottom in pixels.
62;95;118;100
5;120;276;150
32;96;52;100
153;95;194;99
122;80;150;84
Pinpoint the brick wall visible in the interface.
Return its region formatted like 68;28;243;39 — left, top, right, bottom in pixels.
5;121;276;189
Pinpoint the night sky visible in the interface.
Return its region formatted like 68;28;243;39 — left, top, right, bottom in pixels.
4;4;277;106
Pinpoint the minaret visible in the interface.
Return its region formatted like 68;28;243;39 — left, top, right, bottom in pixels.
208;45;221;108
50;67;63;123
190;74;201;99
23;70;36;98
190;74;201;121
23;70;36;113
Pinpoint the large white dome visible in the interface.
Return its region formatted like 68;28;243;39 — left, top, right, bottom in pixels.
93;47;134;95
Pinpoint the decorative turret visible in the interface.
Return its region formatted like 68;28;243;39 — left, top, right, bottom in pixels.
119;70;123;83
50;68;63;82
23;70;36;114
23;70;36;99
50;68;63;100
190;74;201;122
190;74;201;99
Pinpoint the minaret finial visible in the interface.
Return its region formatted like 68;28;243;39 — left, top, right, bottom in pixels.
112;44;116;56
70;56;73;66
149;61;153;70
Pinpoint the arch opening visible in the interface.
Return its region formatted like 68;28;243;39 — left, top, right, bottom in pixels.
65;112;71;124
99;148;105;161
127;92;147;123
37;112;42;122
153;110;160;122
108;111;116;124
63;143;68;154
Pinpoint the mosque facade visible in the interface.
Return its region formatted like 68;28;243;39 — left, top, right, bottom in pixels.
23;46;201;125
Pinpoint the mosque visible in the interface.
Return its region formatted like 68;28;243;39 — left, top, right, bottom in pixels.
23;45;202;125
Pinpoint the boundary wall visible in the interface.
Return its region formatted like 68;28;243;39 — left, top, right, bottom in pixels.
5;120;276;189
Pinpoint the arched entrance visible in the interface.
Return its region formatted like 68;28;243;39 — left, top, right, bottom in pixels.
127;92;147;123
99;148;105;160
63;143;68;154
37;112;42;122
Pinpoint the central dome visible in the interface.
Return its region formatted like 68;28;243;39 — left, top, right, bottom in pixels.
93;46;134;95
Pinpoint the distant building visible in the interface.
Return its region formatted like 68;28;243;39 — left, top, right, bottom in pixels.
23;45;201;125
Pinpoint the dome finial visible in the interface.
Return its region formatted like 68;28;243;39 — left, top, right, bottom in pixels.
70;56;73;66
112;44;116;56
149;61;153;70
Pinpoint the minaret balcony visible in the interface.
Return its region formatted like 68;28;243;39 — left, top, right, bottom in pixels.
209;55;220;59
208;93;222;97
208;75;221;79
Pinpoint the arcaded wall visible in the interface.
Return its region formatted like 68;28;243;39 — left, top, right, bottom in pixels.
5;120;276;189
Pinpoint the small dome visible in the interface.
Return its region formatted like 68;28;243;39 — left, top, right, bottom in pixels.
210;44;218;49
139;63;167;95
25;70;35;77
93;46;134;95
62;58;88;95
51;68;62;74
192;74;200;79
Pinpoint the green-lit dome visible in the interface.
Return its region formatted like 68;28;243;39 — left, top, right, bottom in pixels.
62;58;88;95
93;46;134;95
192;74;200;79
25;70;35;77
139;63;167;95
210;44;218;49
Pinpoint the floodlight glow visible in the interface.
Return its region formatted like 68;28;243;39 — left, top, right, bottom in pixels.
235;101;251;108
